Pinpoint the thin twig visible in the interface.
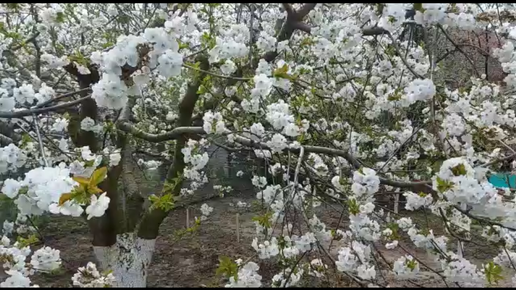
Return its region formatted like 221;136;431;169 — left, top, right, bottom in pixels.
32;113;49;167
182;64;251;81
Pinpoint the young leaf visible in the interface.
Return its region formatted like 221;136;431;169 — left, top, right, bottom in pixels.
88;186;104;195
436;177;454;193
450;163;466;176
90;167;108;186
16;234;39;248
59;193;72;206
484;261;503;285
216;256;238;282
72;176;90;186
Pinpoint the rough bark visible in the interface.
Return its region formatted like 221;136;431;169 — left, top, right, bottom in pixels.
93;233;156;287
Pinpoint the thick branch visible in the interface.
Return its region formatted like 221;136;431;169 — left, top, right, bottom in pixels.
282;3;294;15
0;133;13;146
292;21;311;34
0;96;91;119
261;3;318;64
296;3;317;19
362;27;390;36
137;56;209;239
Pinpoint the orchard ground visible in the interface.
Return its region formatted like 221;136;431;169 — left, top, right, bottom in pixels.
27;157;515;288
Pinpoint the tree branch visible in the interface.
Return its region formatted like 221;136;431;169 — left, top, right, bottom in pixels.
292;21;311;34
10;32;40;51
122;124;432;190
282;3;294;16
0;133;13;146
117;122;205;142
0;95;91;119
296;3;317;19
182;64;251;81
261;3;318;64
437;24;481;78
362;27;390;36
137;56;210;240
35;88;92;108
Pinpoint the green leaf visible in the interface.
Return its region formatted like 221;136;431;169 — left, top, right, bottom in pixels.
216;256;238;282
162;176;182;195
386;222;400;240
385;44;396;57
450;163;466;176
88;185;104;195
197;85;206;95
90;167;108;186
375;3;385;15
347;199;360;215
102;42;114;49
72;176;90;186
252;212;273;228
84;159;96;167
406;259;418;271
56;12;65;23
69;50;90;67
485;261;503;285
20;133;32;148
6;3;19;11
300;37;314;47
273;64;296;80
177;39;189;50
149;193;175;211
436;177;454;193
387;93;401;101
413;3;425;13
16;234;39;248
118;14;131;24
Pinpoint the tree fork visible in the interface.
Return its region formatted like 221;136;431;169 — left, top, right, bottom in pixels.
137;55;209;240
63;63;124;247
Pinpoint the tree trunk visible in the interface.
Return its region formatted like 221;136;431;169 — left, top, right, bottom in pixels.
93;233;156;287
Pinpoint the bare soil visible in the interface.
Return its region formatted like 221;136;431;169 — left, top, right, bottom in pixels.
26;153;515;287
31;188;515;287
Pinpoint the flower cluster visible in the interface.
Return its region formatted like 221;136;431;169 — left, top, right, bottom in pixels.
30;247;61;272
225;261;262;288
3;165;76;216
71;262;116;288
0;218;72;287
203;111;226;135
0;144;27;174
393;255;420;278
336;241;376;280
180;139;210;195
200;203;213;221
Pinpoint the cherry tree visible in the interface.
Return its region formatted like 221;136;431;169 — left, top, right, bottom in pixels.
2;2;516;288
